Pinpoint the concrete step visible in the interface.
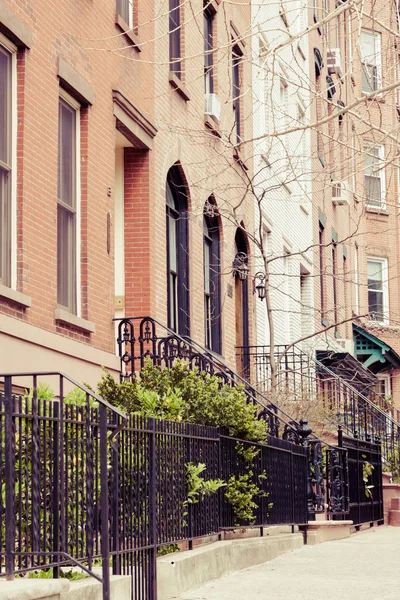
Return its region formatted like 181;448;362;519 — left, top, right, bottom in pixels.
0;575;130;600
157;533;304;600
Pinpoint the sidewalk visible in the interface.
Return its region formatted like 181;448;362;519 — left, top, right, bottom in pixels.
179;527;400;600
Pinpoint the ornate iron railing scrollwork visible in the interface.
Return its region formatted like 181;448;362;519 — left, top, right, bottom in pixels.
305;439;326;515
326;447;350;515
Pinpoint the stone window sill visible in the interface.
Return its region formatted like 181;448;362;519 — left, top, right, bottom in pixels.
0;284;32;308
168;71;190;101
204;115;221;137
55;308;96;334
115;14;141;51
366;206;388;216
233;147;248;171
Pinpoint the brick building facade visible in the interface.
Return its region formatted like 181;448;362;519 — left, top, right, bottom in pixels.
0;0;254;386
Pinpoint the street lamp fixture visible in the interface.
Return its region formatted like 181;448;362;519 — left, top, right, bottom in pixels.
253;272;267;301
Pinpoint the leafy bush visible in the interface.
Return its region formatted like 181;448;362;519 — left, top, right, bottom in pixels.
185;463;225;505
96;360;265;442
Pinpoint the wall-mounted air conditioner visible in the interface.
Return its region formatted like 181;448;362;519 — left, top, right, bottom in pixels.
332;180;352;206
204;93;221;122
327;48;342;76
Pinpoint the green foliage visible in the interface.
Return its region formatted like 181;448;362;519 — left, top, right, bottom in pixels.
25;382;54;402
235;442;260;464
64;387;99;408
157;544;179;557
362;458;374;498
28;568;88;580
386;448;400;483
224;471;270;525
185;463;225;505
96;361;265;442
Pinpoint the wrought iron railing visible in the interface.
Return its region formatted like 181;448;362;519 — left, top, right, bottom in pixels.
115;317;317;447
1;371;313;600
0;372;126;600
237;344;400;471
114;317;356;519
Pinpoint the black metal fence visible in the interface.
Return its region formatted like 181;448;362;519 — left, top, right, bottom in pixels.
336;436;384;527
236;344;400;471
0;372;310;600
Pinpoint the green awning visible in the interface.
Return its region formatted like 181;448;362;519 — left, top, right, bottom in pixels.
353;324;400;372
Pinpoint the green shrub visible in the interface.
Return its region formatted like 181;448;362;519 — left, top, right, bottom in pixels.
96;360;265;442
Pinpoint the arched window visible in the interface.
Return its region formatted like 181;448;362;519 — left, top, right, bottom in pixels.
166;166;190;336
234;227;250;376
204;200;221;353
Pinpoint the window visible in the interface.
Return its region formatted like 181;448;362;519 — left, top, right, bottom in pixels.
319;224;325;321
367;258;388;322
166;166;190;336
232;45;241;145
204;203;221;353
332;243;338;333
0;39;15;287
360;30;381;93
364;143;385;208
169;0;181;78
204;5;214;94
116;0;134;28
57;94;80;314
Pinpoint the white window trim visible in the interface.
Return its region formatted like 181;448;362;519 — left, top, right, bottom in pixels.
0;33;17;290
367;256;389;324
364;142;385;209
360;29;382;94
59;88;82;318
376;373;391;398
127;0;134;29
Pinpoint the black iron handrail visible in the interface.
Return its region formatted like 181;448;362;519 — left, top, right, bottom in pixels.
114;316;320;443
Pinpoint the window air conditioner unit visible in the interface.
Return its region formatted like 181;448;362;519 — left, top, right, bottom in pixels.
327;48;342;76
332;180;351;206
204;93;221;122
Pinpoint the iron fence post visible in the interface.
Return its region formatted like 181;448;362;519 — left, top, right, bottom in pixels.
53;401;60;579
100;404;111;600
5;375;15;580
111;412;120;575
149;417;158;600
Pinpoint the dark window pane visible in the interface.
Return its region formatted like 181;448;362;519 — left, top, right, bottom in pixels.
204;9;213;94
168;214;177;273
0;46;11;165
57;98;77;313
166;167;189;336
0;167;10;284
368;289;384;320
58;99;76;207
57;205;76;311
169;0;181;77
116;0;130;24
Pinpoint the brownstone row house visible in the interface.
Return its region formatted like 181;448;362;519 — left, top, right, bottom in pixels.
306;0;400;418
0;0;254;387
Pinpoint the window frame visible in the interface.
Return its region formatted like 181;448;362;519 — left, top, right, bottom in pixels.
232;43;242;146
364;142;385;209
360;29;381;94
0;34;17;290
204;5;214;95
203;208;221;354
319;224;326;322
116;0;134;29
367;257;389;323
166;167;190;337
57;89;81;316
169;0;182;79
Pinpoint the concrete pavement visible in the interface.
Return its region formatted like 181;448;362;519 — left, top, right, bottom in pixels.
179;527;400;600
